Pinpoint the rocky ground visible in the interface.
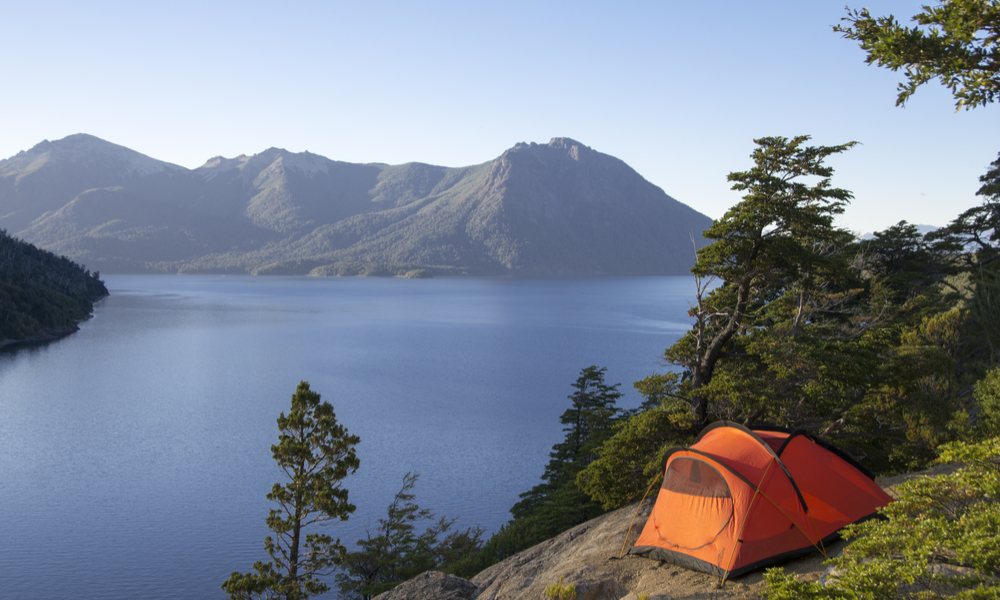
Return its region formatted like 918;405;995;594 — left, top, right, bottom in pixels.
374;463;962;600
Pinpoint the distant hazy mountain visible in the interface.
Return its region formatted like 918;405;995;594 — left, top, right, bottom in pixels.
0;134;713;276
859;224;939;240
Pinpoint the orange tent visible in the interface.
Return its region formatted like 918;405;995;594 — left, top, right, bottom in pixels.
629;421;892;579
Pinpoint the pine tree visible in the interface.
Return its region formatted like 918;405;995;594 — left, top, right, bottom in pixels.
508;366;622;544
223;381;360;600
336;473;484;600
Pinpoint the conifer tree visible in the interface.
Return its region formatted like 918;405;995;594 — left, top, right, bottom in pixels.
223;381;360;600
335;473;484;600
508;366;621;544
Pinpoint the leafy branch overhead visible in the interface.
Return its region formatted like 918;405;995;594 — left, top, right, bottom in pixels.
835;0;1000;109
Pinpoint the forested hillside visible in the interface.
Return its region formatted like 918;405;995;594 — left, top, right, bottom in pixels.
0;229;108;346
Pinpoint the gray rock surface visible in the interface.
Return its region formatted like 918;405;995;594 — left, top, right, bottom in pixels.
378;498;841;600
374;463;965;600
373;570;481;600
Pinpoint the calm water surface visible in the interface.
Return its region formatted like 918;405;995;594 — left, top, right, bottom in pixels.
0;275;695;600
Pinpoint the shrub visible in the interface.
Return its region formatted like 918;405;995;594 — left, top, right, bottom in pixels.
764;437;1000;599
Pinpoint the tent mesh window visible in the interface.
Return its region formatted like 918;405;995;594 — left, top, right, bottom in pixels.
663;458;731;498
654;457;734;550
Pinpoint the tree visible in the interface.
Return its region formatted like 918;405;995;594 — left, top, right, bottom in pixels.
335;473;484;600
463;367;621;557
834;0;1000;110
929;154;1000;361
510;366;621;519
575;134;992;510
861;221;947;300
576;373;693;510
974;366;1000;436
836;3;1000;443
223;381;361;600
930;153;1000;265
666;135;857;429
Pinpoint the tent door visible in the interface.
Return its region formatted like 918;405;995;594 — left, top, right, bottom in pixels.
652;457;733;550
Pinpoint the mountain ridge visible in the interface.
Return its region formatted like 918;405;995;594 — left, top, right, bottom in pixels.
0;135;713;276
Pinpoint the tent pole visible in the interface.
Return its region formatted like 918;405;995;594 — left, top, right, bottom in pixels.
721;459;775;586
755;489;827;559
618;477;660;559
807;512;828;559
876;475;899;500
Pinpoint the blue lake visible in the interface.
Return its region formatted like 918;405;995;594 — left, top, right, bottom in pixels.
0;275;695;600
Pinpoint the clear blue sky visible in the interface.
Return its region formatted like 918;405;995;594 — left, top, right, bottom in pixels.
3;1;998;234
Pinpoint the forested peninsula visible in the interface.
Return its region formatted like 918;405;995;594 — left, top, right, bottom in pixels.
0;229;108;347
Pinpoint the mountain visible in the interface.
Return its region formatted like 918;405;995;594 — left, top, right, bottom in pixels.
0;135;713;276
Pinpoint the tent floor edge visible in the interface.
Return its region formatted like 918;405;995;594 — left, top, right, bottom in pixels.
631;517;881;581
628;546;726;578
722;516;880;580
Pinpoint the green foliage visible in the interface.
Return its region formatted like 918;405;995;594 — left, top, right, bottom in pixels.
668;135;858;428
930;153;1000;367
0;229;108;344
835;0;1000;110
509;367;621;535
456;367;625;575
223;382;360;600
544;577;577;600
577;374;693;510
975;367;1000;437
581;135;997;508
970;267;1000;361
673;140;983;470
764;437;1000;598
335;473;484;600
930;153;1000;269
863;221;948;302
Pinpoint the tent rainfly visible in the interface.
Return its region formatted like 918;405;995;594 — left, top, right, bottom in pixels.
629;421;893;580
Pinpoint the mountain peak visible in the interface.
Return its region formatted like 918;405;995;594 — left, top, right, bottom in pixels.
547;137;587;149
16;133;185;177
197;155;250;171
503;138;595;163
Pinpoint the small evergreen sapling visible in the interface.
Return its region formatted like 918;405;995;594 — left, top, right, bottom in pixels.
544;576;577;600
335;472;484;600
